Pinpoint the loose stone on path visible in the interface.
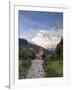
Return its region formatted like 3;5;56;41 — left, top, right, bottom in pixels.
26;59;45;78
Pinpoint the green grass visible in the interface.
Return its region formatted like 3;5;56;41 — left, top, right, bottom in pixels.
43;58;63;77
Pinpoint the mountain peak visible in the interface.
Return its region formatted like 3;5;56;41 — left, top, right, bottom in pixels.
31;29;62;48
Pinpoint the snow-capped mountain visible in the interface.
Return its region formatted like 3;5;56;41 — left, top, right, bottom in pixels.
31;29;62;48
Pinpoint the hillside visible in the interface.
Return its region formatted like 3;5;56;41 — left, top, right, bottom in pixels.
19;38;53;58
19;38;44;53
55;38;63;59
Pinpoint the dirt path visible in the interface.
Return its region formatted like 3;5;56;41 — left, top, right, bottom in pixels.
26;59;45;78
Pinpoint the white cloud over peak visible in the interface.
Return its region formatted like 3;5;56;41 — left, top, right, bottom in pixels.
31;29;63;48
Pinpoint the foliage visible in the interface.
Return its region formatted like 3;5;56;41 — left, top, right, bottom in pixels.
19;49;36;79
19;60;31;79
19;49;36;60
19;49;27;60
27;51;36;60
55;38;63;59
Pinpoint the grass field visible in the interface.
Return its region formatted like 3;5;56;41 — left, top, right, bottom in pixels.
43;58;63;77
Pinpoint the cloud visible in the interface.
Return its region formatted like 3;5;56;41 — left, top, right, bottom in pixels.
31;29;63;48
19;28;37;41
19;28;63;48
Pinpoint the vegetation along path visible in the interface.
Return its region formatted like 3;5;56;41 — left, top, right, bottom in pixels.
27;59;45;78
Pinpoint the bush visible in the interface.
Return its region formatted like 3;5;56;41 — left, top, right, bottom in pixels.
19;49;27;60
19;60;31;79
19;49;36;79
27;51;36;60
19;49;36;60
55;38;63;59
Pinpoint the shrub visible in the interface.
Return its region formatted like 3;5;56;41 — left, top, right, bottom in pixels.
55;38;63;59
19;49;27;60
19;60;31;79
19;49;36;79
19;49;36;60
27;51;36;60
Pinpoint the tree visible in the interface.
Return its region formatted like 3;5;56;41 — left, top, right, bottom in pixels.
55;38;63;59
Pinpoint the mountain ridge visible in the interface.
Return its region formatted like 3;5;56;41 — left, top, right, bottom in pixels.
19;38;54;58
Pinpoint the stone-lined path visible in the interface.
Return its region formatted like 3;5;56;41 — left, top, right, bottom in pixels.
27;59;45;78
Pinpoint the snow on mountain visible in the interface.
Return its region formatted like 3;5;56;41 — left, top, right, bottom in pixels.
31;29;62;48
